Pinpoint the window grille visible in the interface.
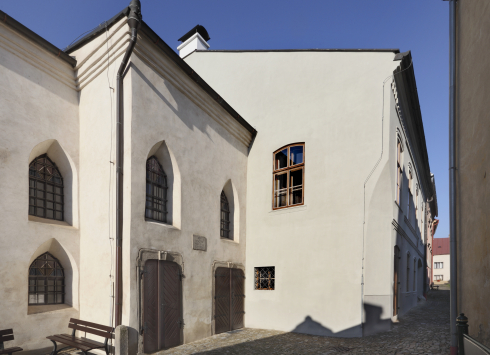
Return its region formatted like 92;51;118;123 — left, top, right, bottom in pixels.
220;191;231;239
28;252;64;305
434;262;444;269
273;144;304;209
255;267;275;290
29;154;64;221
396;140;402;204
145;156;168;223
434;275;443;281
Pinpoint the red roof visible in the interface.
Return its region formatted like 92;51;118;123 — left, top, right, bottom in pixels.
433;237;450;255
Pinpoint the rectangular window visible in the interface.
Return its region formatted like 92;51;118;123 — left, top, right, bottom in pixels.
407;171;413;219
396;141;402;204
273;144;304;209
254;267;275;290
434;262;443;269
434;275;443;281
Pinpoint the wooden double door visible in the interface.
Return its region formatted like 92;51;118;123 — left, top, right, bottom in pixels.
143;260;182;353
214;267;245;334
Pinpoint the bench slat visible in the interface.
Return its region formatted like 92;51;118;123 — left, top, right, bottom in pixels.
0;335;14;342
69;318;113;333
47;335;92;352
56;334;105;348
68;324;114;339
0;347;23;355
0;329;13;337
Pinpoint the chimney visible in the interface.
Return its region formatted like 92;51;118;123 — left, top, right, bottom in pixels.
177;25;210;58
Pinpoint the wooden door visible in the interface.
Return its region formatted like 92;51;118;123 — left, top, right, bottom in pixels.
144;260;182;353
393;246;400;316
214;267;244;334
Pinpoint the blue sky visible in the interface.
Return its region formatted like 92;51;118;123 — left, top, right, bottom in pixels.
1;0;449;238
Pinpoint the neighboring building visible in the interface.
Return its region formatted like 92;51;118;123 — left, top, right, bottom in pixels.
0;1;437;352
432;237;449;283
454;0;490;348
185;40;438;334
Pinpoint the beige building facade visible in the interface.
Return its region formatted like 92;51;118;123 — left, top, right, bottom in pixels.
0;2;437;352
454;0;490;348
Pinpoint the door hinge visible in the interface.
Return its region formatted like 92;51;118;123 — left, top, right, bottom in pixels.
140;322;148;335
178;319;185;328
140;269;148;278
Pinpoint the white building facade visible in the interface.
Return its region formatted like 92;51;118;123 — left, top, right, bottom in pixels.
0;2;437;352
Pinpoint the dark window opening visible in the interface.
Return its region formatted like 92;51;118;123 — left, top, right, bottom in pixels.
220;191;231;239
145;156;168;223
28;252;64;305
29;154;64;221
255;266;275;290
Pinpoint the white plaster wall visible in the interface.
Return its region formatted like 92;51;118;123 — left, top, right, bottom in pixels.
0;22;80;350
433;254;450;282
126;45;250;345
186;51;403;336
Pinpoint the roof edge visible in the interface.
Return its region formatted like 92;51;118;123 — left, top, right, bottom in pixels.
139;21;256;138
0;9;77;67
64;7;129;54
192;48;400;54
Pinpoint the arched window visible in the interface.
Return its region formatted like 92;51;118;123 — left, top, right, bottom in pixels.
407;169;413;219
406;252;410;292
220;191;231;239
413;259;417;291
28;252;64;305
29;154;64;221
273;143;304;209
145;156;168;223
396;137;402;204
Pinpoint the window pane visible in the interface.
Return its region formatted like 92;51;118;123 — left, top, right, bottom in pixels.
290;169;303;187
290;187;303;205
274;173;287;190
36;181;44;189
56;294;63;303
274;191;287;208
36;208;44;217
275;149;287;170
47;294;54;304
37;190;44;198
289;146;304;166
29;294;38;304
55;212;62;220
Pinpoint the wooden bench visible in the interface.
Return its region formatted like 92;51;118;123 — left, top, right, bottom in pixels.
46;318;114;355
0;329;23;355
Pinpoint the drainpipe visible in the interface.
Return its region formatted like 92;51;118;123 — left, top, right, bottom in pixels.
448;0;457;353
115;0;142;328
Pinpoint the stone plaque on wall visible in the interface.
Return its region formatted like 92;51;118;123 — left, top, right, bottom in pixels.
193;235;207;251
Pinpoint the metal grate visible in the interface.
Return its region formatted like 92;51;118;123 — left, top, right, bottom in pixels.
145;156;168;223
29;154;64;221
254;267;275;290
28;252;64;305
220;191;231;239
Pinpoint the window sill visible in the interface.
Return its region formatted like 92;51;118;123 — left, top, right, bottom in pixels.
28;215;74;228
270;204;307;215
28;304;74;315
145;219;179;230
220;237;239;244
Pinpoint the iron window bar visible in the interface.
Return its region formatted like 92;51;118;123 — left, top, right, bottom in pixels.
220;191;231;239
255;266;275;290
28;252;64;305
29;154;64;221
145;156;168;223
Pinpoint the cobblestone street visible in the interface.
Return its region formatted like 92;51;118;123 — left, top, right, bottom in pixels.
159;288;450;355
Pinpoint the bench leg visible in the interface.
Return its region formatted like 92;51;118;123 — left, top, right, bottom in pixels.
105;343;110;355
49;340;58;355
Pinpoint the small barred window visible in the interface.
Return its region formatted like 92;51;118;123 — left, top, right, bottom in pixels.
254;266;275;290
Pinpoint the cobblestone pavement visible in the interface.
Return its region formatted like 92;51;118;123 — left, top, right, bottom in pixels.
158;289;450;355
52;287;449;355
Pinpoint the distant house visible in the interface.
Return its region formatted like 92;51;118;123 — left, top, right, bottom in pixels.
432;237;449;283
